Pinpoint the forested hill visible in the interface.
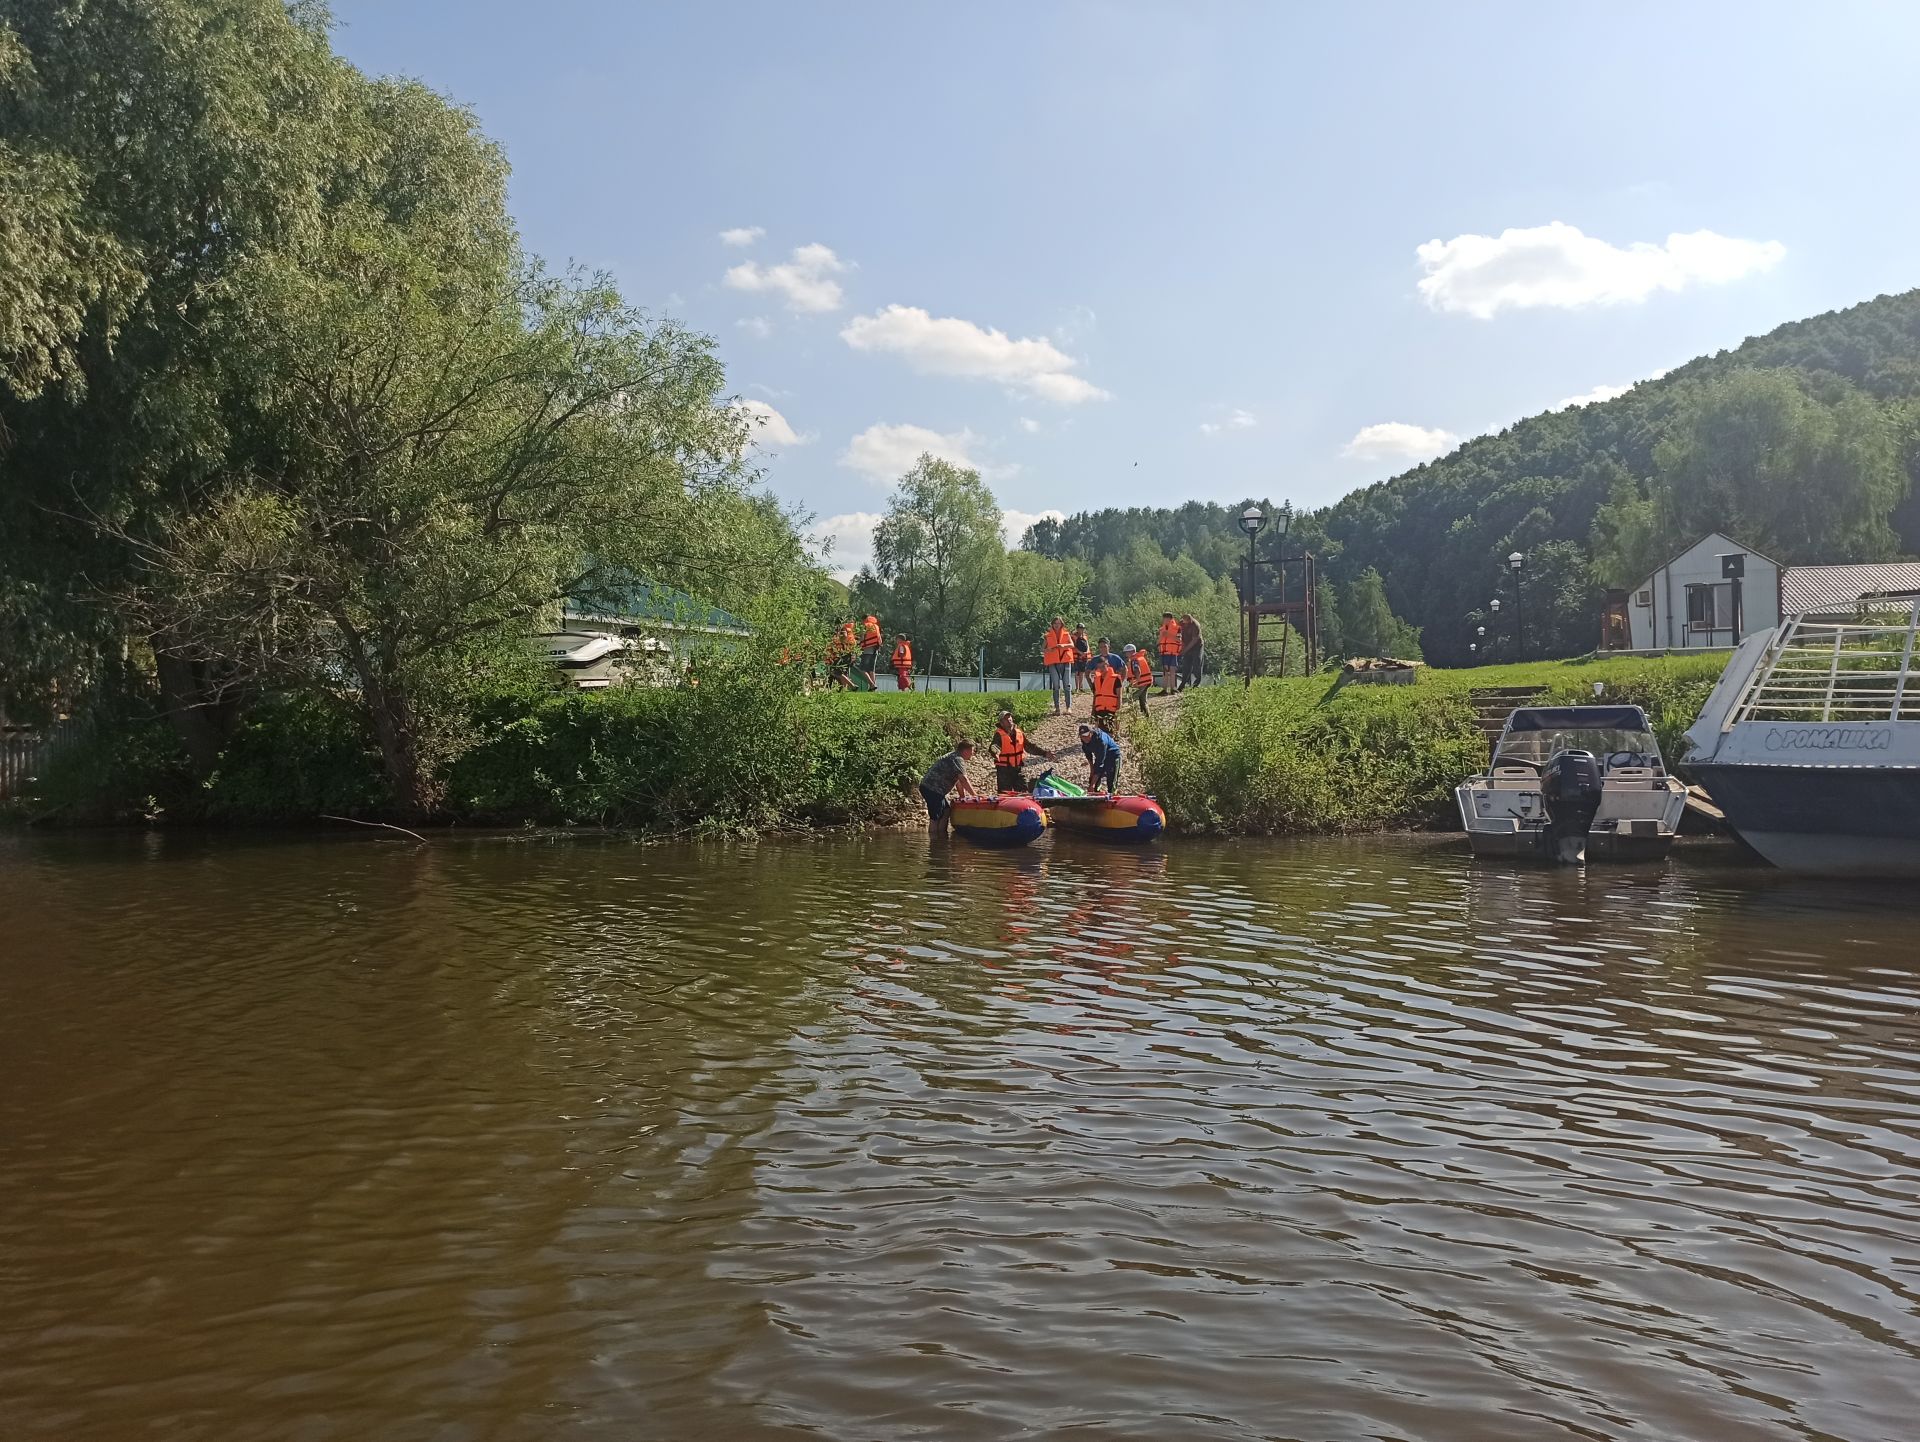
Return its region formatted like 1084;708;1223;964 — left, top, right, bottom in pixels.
1029;288;1920;666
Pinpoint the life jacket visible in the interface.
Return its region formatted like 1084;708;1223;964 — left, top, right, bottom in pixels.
1090;662;1122;709
837;623;857;656
861;617;882;650
1044;626;1074;665
892;640;912;670
1127;652;1154;687
1157;618;1182;654
994;723;1026;767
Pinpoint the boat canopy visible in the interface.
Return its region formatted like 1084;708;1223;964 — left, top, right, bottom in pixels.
1505;706;1651;733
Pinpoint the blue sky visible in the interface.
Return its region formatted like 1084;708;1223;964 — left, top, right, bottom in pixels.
328;2;1920;576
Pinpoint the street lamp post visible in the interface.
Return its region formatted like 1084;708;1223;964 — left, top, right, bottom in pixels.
1508;551;1526;660
1488;598;1501;660
1238;505;1267;687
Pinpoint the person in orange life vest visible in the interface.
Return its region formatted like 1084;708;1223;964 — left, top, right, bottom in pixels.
829;620;857;689
1042;615;1075;715
991;708;1047;793
1123;644;1154;715
1156;612;1182;693
858;614;883;687
891;634;914;691
1088;651;1124;734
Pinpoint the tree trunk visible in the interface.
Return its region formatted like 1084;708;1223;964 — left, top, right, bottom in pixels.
153;644;239;777
363;678;436;820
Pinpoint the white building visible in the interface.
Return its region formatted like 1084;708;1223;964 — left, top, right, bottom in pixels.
1627;531;1920;650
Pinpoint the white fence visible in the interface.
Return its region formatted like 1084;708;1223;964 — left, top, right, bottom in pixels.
874;673;1029;693
0;722;76;800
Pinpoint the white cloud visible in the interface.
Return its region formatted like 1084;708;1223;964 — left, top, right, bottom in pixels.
1017;417;1042;434
724;242;849;313
809;512;882;581
1551;382;1632;411
840;304;1109;405
1002;508;1065;547
840;422;984;482
735;316;772;338
731;398;809;448
1416;222;1786;319
718;226;765;247
1200;407;1258;436
1342;422;1460;464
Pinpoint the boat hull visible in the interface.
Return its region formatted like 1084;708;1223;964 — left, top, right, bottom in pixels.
1691;763;1920;874
949;795;1049;847
1038;794;1166;843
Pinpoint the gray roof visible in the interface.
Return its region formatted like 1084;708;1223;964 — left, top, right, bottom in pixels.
1781;562;1920;613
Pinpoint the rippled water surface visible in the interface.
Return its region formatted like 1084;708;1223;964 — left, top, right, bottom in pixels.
3;831;1919;1441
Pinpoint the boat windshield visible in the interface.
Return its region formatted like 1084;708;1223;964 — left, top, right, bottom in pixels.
1492;727;1664;770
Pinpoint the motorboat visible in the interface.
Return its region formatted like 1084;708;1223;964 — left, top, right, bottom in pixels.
1458;705;1686;863
1683;599;1920;873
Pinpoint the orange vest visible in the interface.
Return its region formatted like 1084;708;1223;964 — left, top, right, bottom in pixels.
1090;663;1122;709
994;723;1026;767
1127;652;1154;688
1043;626;1074;665
836;623;856;656
891;640;912;670
861;617;882;650
1157;618;1182;654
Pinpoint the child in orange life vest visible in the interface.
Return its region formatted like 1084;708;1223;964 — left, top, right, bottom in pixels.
1123;644;1154;715
891;635;914;691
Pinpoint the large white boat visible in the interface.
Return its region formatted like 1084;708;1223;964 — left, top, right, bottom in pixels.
1683;600;1920;873
1458;705;1687;863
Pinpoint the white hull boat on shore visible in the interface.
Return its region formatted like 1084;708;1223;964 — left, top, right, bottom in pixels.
1683;600;1920;874
1458;704;1687;864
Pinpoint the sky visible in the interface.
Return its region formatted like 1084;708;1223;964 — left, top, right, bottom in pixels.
327;2;1920;577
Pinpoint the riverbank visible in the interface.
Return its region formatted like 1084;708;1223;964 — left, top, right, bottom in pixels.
9;653;1727;837
1132;652;1728;834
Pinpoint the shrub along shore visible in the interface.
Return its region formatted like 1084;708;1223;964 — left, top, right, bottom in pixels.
14;654;1728;837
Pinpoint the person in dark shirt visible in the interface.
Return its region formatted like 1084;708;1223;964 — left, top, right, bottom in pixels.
919;739;979;834
1178;613;1204;690
1078;723;1121;795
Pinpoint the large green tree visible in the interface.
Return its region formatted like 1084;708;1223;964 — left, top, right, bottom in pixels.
865;456;1007;673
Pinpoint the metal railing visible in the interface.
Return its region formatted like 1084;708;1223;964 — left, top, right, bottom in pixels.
1730;600;1920;723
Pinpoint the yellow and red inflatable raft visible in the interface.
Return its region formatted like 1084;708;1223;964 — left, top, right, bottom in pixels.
1036;792;1167;842
948;794;1050;847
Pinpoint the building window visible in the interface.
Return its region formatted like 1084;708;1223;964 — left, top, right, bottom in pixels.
1685;582;1731;635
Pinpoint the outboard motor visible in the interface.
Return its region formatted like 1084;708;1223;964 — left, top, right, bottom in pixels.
1539;749;1604;863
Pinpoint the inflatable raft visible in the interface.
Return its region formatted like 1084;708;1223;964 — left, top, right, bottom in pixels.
1032;774;1166;842
949;794;1049;847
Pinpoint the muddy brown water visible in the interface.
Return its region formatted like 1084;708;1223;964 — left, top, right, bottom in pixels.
2;831;1917;1442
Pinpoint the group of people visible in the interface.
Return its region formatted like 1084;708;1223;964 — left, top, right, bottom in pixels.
917;708;1123;834
824;614;915;692
1040;611;1204;725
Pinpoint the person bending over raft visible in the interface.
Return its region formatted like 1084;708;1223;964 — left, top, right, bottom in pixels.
920;739;979;835
1124;644;1154;715
1078;723;1121;795
891;634;914;691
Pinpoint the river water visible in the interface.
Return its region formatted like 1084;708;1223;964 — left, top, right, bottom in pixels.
2;831;1917;1442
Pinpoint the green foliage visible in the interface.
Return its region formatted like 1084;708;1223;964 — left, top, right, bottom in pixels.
1337;568;1423;659
866;455;1009;673
1136;652;1729;834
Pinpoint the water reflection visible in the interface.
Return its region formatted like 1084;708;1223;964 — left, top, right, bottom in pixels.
2;831;1916;1441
